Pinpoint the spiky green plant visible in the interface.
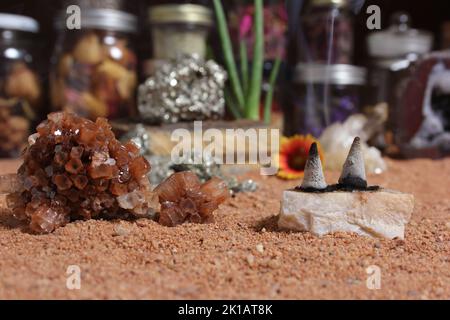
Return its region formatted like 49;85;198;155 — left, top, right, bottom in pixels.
213;0;281;124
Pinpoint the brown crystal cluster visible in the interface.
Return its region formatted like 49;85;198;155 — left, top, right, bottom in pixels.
154;171;229;227
7;112;157;234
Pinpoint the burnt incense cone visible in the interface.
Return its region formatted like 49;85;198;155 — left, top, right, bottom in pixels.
279;137;415;240
300;143;327;190
338;137;367;189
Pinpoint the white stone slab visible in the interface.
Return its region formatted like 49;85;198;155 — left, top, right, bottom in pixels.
278;189;414;240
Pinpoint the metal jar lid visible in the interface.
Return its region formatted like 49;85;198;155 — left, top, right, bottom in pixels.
55;8;137;33
148;4;213;27
0;13;39;33
295;63;367;85
311;0;349;7
367;13;433;58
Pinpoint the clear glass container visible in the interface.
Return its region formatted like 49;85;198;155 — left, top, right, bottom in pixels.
284;63;366;137
366;13;434;154
299;0;354;64
366;13;433;106
50;9;138;120
148;4;213;61
0;14;42;158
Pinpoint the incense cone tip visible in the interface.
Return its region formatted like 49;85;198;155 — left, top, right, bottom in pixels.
300;143;327;190
338;136;367;188
309;143;318;157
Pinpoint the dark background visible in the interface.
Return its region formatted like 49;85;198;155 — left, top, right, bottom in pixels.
0;0;449;85
1;0;449;60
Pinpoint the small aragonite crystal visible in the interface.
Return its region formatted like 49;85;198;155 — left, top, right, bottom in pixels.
154;171;229;227
7;112;158;234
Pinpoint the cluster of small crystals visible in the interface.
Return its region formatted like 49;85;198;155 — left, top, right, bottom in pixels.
137;54;227;124
154;171;229;227
145;152;258;195
7;112;155;234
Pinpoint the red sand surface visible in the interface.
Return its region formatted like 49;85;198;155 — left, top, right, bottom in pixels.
0;158;449;299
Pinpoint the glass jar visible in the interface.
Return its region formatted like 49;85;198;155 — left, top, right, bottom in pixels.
366;13;433;154
284;63;366;137
299;0;354;64
148;4;213;61
366;13;433;107
50;9;138;120
0;14;42;158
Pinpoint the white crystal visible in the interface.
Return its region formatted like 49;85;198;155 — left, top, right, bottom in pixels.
319;110;387;174
117;191;144;210
28;133;40;146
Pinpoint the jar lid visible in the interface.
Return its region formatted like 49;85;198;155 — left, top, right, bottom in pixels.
148;4;213;27
55;8;137;33
295;63;367;85
0;13;39;33
311;0;349;7
367;13;433;58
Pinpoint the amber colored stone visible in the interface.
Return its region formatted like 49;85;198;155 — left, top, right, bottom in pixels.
9;112;157;233
29;204;69;234
200;177;229;208
72;174;88;190
70;146;84;159
63;188;80;203
65;158;84;174
88;164;115;179
93;178;110;192
78;126;96;144
129;156;150;180
52;174;73;191
12;206;27;221
154;171;229;227
124;141;140;156
110;179;128;196
127;179;139;192
54;152;69;166
111;146;129;167
158;201;187;227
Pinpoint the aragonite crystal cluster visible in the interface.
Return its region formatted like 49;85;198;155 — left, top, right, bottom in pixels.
7;112;158;233
279;137;415;240
154;171;229;227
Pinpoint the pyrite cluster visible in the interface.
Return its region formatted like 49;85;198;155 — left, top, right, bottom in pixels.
138;54;227;124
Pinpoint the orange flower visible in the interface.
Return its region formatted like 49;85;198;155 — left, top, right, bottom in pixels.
277;135;324;180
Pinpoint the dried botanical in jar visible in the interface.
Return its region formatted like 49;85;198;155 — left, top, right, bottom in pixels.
0;13;42;157
7;112;158;234
154;171;229;227
50;9;138;120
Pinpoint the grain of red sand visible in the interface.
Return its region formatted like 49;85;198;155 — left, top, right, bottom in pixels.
0;158;449;299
